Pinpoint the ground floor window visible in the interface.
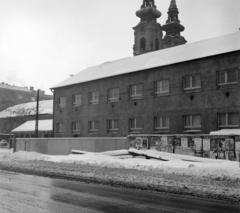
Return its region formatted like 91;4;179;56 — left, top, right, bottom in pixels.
218;112;239;129
89;121;99;134
107;119;119;133
129;118;142;133
154;117;169;132
184;114;201;133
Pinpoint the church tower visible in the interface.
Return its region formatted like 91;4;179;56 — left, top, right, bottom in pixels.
162;0;187;49
133;0;163;56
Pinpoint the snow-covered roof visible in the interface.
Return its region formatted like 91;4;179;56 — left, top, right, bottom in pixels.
0;83;32;93
0;100;53;118
51;32;240;89
11;119;53;133
210;129;240;136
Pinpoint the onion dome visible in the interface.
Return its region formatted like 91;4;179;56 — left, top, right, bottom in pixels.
136;0;161;22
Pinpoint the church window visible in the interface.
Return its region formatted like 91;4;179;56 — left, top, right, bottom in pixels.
140;38;146;51
155;39;159;50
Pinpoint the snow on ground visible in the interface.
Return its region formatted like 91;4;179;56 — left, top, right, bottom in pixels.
2;148;239;182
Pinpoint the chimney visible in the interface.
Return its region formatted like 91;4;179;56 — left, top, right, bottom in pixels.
30;86;34;91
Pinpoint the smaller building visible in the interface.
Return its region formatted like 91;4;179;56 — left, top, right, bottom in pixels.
0;100;53;134
11;119;53;138
0;83;53;111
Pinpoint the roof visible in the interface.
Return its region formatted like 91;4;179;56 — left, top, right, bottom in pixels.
0;83;32;93
210;129;240;136
51;32;240;89
0;100;53;118
11;119;52;133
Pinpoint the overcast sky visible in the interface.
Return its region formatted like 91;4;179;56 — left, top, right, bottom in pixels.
0;0;239;94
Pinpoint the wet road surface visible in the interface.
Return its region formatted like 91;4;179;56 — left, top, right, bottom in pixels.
0;170;240;213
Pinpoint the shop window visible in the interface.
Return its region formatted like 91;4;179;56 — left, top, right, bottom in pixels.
90;91;99;105
217;70;238;87
155;80;169;96
130;84;143;100
57;97;66;108
72;94;81;107
108;88;119;102
57;122;65;133
184;115;201;132
129;118;143;133
89;121;99;134
154;117;169;132
218;112;239;129
72;122;81;133
183;75;201;92
107;119;119;133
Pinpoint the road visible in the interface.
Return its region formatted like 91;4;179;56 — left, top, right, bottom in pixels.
0;170;240;213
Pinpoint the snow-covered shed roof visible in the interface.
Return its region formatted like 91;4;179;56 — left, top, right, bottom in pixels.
210;129;240;136
11;119;53;133
51;32;240;89
0;100;53;118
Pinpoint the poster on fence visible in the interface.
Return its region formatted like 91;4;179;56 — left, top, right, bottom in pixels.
194;138;202;151
203;138;210;151
181;138;188;149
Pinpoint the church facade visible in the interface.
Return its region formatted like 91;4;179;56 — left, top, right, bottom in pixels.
51;1;240;137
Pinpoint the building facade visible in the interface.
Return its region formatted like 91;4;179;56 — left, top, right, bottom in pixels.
51;33;240;137
0;83;53;111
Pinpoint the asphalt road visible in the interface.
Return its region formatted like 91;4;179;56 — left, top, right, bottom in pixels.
0;170;240;213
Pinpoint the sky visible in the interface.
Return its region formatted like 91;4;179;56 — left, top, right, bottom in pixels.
0;0;239;95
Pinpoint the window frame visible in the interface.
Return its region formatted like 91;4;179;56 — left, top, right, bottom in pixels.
57;97;66;108
218;112;239;129
183;114;201;133
90;91;99;105
107;119;120;133
154;116;170;132
108;88;120;103
72;121;81;133
129;117;143;133
89;120;99;134
72;94;81;107
155;79;170;96
217;69;239;87
183;75;201;93
56;122;65;133
130;84;143;100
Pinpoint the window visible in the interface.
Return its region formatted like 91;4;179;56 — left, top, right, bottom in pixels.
57;97;66;108
107;120;119;133
183;75;201;92
155;80;169;96
18;95;23;99
184;115;201;132
89;121;99;133
57;122;65;133
90;91;99;105
108;88;119;102
129;118;143;133
73;94;81;107
140;38;146;51
218;112;239;129
154;117;169;132
130;84;143;100
217;70;238;86
155;39;159;50
72;122;81;133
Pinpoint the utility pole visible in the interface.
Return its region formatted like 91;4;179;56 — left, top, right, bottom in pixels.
35;89;40;138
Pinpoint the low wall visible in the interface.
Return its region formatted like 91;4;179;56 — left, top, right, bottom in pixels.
15;137;128;155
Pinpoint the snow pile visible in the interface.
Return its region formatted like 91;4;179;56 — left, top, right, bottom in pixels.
1;149;239;182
